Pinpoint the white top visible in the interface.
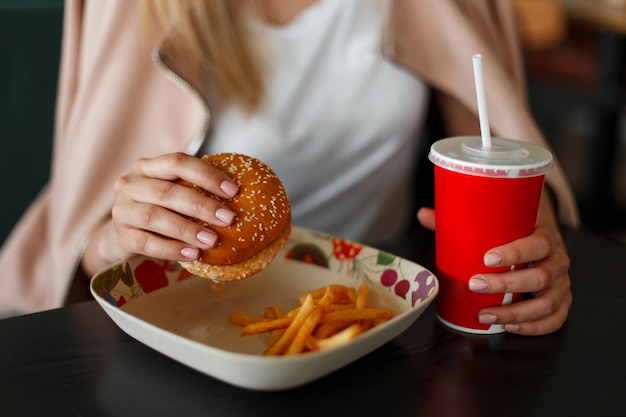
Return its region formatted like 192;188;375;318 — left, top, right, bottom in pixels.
201;0;429;245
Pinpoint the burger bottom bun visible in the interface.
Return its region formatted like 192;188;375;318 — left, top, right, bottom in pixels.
178;220;292;281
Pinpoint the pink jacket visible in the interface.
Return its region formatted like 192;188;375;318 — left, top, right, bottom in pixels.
0;0;579;316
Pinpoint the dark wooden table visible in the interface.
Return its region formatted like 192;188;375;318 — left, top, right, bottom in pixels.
1;227;625;417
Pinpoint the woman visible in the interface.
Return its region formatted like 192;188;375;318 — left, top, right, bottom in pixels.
0;0;577;335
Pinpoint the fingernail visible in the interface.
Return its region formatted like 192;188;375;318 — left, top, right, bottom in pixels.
505;323;520;332
478;313;497;325
220;180;239;198
216;208;235;225
181;247;199;259
197;231;217;246
469;277;488;292
484;252;502;267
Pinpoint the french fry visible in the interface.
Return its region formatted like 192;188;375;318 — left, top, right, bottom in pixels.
356;282;375;329
304;336;319;351
314;323;364;351
286;288;335;355
228;282;393;355
266;307;285;350
299;285;356;304
228;312;266;326
265;307;278;319
313;320;353;339
327;303;355;312
264;294;316;355
319;307;393;323
240;316;292;335
356;282;368;308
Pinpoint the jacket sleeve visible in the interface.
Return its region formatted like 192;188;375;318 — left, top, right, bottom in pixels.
0;0;85;317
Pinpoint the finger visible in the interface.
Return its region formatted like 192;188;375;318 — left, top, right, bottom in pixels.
115;175;236;227
112;201;218;249
483;225;558;268
476;279;572;334
478;291;564;325
468;261;557;295
416;207;435;231
506;296;571;335
132;153;239;199
116;226;204;261
470;241;570;296
480;292;572;336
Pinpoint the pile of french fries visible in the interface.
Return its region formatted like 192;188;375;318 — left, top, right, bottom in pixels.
228;283;394;356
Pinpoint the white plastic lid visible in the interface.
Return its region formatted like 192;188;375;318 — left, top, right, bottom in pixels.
429;136;553;178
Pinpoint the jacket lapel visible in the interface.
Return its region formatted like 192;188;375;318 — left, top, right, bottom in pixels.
384;0;525;136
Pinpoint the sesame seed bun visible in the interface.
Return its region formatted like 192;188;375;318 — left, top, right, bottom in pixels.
178;153;291;281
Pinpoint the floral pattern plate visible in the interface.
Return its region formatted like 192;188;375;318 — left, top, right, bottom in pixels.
91;226;438;390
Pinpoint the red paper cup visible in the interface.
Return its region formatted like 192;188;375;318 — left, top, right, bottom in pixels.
429;136;552;334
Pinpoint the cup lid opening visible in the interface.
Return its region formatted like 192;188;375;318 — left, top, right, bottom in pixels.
461;136;523;162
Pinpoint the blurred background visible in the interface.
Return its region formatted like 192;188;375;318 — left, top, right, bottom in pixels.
515;0;626;242
0;0;60;246
0;0;624;247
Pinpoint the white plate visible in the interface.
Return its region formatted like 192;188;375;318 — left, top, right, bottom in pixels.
91;226;438;390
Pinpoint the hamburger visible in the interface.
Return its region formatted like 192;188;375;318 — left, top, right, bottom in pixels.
178;153;291;281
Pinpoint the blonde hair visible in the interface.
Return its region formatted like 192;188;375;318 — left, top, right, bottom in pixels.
143;0;267;113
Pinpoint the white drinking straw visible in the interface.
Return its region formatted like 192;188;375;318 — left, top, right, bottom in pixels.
472;54;492;148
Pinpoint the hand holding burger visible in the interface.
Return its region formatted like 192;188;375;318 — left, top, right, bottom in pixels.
82;153;291;280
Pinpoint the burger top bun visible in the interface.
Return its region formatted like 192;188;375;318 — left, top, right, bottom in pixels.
178;153;291;281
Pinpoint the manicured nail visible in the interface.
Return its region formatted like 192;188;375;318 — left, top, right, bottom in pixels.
484;252;502;267
505;323;520;332
181;247;199;259
478;313;497;325
220;180;239;198
197;231;217;246
469;277;488;292
216;208;235;224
